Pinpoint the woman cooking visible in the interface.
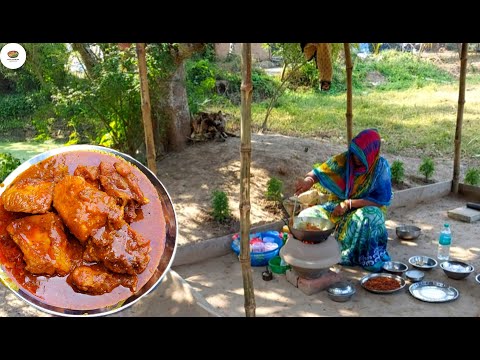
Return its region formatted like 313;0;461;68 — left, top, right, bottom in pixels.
295;128;393;272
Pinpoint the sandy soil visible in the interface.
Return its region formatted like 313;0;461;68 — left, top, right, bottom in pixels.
157;132;478;246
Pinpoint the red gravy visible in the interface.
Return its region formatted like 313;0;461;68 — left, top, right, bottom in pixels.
0;150;165;310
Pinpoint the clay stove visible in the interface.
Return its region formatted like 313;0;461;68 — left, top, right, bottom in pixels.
280;233;343;295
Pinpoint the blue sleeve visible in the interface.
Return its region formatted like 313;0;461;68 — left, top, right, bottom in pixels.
364;158;392;206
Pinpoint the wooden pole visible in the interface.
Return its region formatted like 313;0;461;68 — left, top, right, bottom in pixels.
135;43;157;174
452;43;468;194
344;43;353;144
240;43;256;317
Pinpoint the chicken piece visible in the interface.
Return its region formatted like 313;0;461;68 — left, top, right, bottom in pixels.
2;179;55;214
73;165;101;189
84;222;150;275
68;264;137;295
1;155;69;215
6;213;74;276
53;175;123;243
99;161;149;206
123;201;138;223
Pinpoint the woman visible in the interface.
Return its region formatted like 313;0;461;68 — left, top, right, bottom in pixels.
295;129;392;272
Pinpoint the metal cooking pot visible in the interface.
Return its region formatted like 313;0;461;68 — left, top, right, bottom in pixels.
288;216;335;243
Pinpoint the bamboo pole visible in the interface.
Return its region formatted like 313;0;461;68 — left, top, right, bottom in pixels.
344;43;353;144
135;43;157;174
452;43;468;194
240;43;256;317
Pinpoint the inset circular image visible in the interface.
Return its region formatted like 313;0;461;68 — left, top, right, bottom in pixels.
1;43;26;69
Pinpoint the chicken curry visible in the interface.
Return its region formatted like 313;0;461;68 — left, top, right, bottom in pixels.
0;150;165;311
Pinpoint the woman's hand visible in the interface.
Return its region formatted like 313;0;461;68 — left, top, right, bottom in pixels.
295;176;315;195
332;201;349;217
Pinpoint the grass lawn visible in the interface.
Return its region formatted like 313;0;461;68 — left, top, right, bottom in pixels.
210;82;480;159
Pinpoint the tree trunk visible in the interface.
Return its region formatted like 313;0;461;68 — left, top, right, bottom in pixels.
151;43;205;155
71;43;97;78
135;43;157;174
452;43;468;194
240;43;256;317
344;43;353;144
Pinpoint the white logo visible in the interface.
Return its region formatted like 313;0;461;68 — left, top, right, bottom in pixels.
1;43;26;69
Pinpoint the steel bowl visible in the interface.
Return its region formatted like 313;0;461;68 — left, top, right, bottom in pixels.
408;255;438;270
382;261;408;276
327;281;356;302
440;260;474;280
0;145;178;317
288;216;335;243
396;225;421;240
476;274;480;285
405;269;425;282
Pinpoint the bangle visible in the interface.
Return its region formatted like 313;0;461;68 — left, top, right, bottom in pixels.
305;176;315;183
348;199;352;209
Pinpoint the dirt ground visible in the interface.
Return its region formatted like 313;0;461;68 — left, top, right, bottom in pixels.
174;193;480;317
158;132;478;246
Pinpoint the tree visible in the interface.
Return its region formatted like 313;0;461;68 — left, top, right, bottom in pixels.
148;43;205;154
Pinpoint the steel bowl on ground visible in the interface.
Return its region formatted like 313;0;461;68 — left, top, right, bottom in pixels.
0;145;178;317
327;282;356;302
288;216;335;243
382;261;408;276
396;225;421;240
476;274;480;285
408;255;438;270
405;269;425;282
440;260;474;280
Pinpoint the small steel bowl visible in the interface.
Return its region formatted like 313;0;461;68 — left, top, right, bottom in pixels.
382;261;408;276
476;274;480;285
396;225;421;240
408;256;438;270
405;269;425;282
327;282;356;302
440;260;474;280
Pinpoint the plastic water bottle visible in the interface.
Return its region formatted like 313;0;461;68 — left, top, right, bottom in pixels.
437;223;452;261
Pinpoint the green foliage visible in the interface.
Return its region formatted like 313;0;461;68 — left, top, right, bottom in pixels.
419;157;435;181
464;167;480;186
0;152;21;182
186;58;217;114
266;177;283;202
390;160;405;184
211;190;231;222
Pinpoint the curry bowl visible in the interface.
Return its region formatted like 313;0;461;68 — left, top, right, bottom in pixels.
0;145;178;317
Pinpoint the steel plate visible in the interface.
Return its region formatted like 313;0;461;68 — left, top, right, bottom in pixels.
360;273;406;294
409;281;459;303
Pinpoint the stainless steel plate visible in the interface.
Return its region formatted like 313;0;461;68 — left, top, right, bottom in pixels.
0;145;178;317
408;255;438;270
409;281;459;303
360;273;406;294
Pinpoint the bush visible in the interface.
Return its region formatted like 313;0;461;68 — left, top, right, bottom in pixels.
464;167;480;186
419;157;435;182
390;160;405;184
211;190;231;222
266;177;283;202
0;152;21;182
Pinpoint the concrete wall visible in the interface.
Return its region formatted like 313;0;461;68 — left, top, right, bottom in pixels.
214;43;271;61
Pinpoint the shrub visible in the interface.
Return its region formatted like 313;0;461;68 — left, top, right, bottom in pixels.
266;177;283;202
0;152;21;182
419;157;435;182
211;190;231;222
390;160;405;184
464;167;480;186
